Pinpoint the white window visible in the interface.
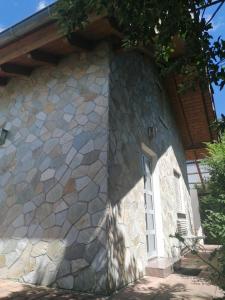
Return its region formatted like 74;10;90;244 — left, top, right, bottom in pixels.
174;170;188;236
143;155;157;258
174;170;183;213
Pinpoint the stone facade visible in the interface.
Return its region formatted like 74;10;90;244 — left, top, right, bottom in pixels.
0;44;110;293
107;52;194;290
0;43;194;295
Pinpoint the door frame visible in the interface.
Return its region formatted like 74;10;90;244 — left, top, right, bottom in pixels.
142;154;157;259
141;143;165;259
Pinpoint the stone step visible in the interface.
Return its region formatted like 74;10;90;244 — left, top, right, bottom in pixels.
145;257;175;278
174;254;208;276
173;245;221;278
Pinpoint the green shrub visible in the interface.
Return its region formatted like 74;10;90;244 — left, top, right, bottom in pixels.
198;134;225;291
200;134;225;245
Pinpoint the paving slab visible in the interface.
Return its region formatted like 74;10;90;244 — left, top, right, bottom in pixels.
0;279;105;300
111;274;224;300
0;274;223;300
0;245;224;300
112;245;224;300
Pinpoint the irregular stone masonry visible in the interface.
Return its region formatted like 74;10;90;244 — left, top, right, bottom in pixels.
0;42;194;295
0;44;110;293
107;51;194;290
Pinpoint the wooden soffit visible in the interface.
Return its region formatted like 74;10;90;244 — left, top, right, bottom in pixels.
0;15;120;83
166;75;217;160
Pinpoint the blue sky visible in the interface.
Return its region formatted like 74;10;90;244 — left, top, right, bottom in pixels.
0;0;55;31
0;0;224;117
205;3;225;117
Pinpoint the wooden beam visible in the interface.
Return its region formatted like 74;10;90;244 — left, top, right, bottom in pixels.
67;33;95;51
185;143;206;151
0;64;33;76
0;77;10;86
185;148;208;160
28;50;62;65
0;15;105;66
0;23;62;66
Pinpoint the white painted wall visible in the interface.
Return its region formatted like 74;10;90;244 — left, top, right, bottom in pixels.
190;189;204;244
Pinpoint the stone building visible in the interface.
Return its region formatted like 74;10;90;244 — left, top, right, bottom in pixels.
0;4;216;295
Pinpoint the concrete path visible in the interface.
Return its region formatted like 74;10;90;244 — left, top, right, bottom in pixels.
0;245;224;299
0;274;223;300
0;279;99;299
111;274;224;300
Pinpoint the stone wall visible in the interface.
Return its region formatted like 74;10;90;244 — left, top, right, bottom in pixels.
0;44;110;293
108;51;194;290
0;43;194;295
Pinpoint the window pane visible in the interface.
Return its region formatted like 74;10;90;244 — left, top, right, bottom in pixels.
145;213;155;231
144;159;150;174
145;194;154;210
174;172;182;212
143;157;153;191
146;235;149;253
144;176;152;191
144;157;152;175
145;213;148;229
148;214;155;230
149;234;156;253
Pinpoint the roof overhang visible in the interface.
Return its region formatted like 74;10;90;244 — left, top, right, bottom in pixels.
166;75;217;160
0;3;217;159
0;4;120;80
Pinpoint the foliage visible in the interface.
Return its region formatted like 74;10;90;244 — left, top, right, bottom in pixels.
203;134;225;194
202;204;225;243
212;114;225;135
54;0;225;90
213;245;225;291
197;134;225;291
199;134;225;244
171;136;225;291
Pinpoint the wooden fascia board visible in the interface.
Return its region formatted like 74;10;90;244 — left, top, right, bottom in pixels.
0;23;62;65
0;14;106;66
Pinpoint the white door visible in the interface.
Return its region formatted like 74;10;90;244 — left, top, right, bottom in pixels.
143;155;157;258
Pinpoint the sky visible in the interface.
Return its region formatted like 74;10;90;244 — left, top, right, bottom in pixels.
205;3;225;117
0;0;55;32
0;0;223;117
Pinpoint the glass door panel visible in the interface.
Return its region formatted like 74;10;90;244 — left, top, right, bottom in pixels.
143;155;157;258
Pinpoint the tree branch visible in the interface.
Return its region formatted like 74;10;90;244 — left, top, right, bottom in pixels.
197;0;225;11
206;0;225;25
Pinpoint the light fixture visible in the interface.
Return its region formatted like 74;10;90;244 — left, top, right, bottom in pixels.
148;126;157;140
0;128;8;145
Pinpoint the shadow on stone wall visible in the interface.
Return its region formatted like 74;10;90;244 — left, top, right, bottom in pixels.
107;210;139;292
0;44;111;294
106;50;192;291
0;47;192;296
0;210;137;295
